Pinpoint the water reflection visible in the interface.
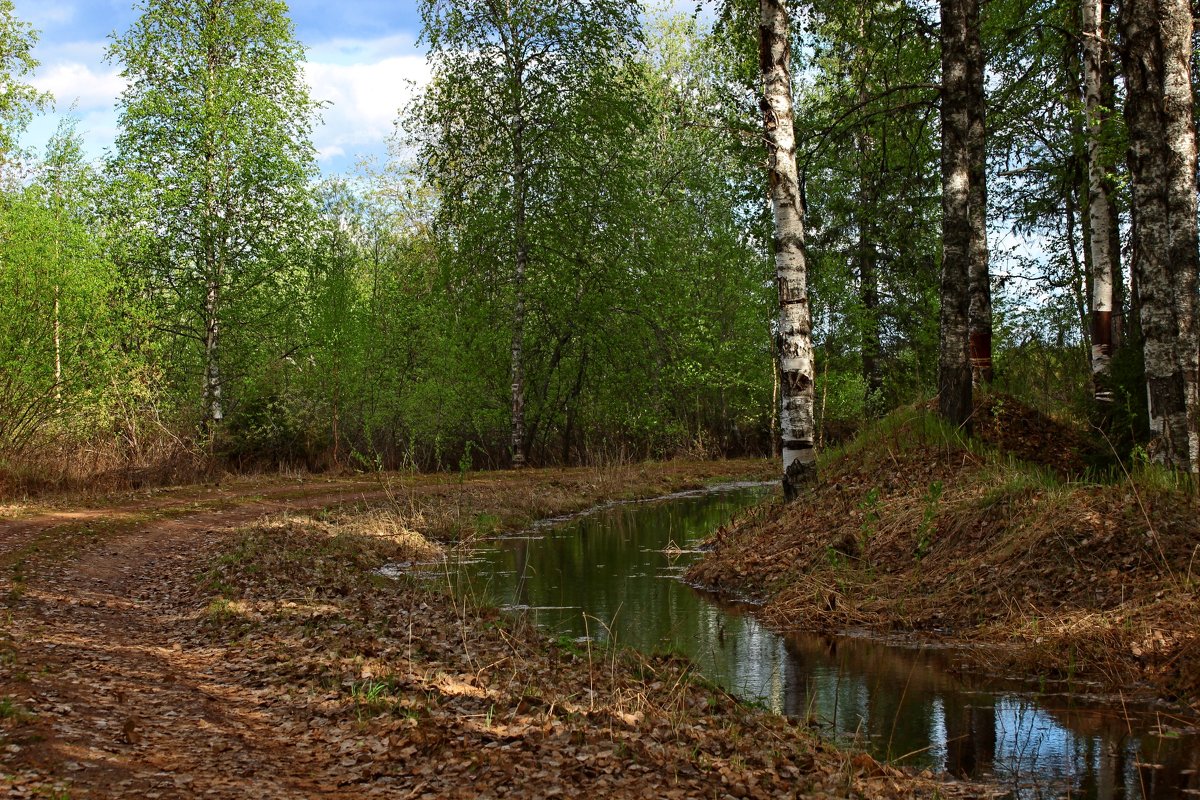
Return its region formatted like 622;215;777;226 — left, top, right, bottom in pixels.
445;486;1200;800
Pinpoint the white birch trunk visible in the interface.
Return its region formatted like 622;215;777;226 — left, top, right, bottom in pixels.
54;286;62;411
965;0;992;385
1083;0;1118;401
202;36;224;428
1159;0;1200;469
509;77;528;468
204;281;224;424
938;0;974;428
761;0;817;498
854;90;882;408
53;198;63;411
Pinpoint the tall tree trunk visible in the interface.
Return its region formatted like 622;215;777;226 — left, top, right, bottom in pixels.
939;0;974;428
204;280;224;425
1065;167;1092;354
53;285;62;411
859;202;882;410
1121;0;1200;470
770;339;780;458
1083;0;1120;402
561;348;587;465
855;103;883;411
853;18;883;413
761;0;817;498
52;183;63;411
510;95;528;468
1160;0;1200;469
202;27;223;429
965;0;992;385
1064;40;1094;357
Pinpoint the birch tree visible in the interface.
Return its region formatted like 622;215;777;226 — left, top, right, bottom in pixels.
938;0;976;428
414;0;641;468
1120;0;1200;470
1;122;122;458
108;0;317;429
965;0;991;385
760;0;817;497
783;0;941;421
0;0;48;173
1082;0;1121;402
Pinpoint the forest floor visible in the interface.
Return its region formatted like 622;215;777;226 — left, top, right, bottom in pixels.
688;398;1200;712
0;459;975;799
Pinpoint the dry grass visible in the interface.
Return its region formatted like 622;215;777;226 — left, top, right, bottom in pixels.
0;423;212;499
188;509;980;799
689;404;1200;708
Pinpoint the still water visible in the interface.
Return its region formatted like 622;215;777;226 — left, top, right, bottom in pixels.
437;485;1200;799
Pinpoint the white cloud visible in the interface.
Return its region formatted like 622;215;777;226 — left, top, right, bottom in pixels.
19;32;432;173
18;1;77;29
304;40;431;164
317;143;346;162
33;61;126;111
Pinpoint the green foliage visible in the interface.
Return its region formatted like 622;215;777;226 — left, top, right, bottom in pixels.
1095;344;1150;461
0;0;49;166
0;120;130;462
0;0;1179;483
391;4;774;466
107;0;319;427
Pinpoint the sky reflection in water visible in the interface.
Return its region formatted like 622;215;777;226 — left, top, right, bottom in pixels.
444;486;1199;799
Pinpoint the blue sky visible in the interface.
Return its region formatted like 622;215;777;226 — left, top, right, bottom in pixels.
14;0;432;175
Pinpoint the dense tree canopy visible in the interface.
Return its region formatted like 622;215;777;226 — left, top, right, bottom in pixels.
0;0;1198;489
107;0;319;429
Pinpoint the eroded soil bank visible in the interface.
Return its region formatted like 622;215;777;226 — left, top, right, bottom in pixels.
687;404;1200;711
1;460;971;799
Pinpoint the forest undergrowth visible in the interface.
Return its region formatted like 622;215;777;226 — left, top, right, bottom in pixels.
688;396;1200;709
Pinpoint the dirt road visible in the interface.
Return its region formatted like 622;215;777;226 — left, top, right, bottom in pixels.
5;460;926;800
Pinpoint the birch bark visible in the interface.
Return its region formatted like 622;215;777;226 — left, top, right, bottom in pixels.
965;0;991;385
1082;0;1119;401
855;90;883;410
109;0;317;433
204;283;224;424
203;32;224;427
511;104;528;468
938;0;974;428
760;0;817;498
1158;0;1200;469
1121;0;1200;470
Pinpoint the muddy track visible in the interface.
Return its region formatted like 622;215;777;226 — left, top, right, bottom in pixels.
0;478;389;567
0;481;415;798
2;461;802;798
0;479;420;796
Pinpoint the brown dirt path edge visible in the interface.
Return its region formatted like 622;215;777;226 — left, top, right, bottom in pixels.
0;476;387;569
1;460;963;800
0;479;402;799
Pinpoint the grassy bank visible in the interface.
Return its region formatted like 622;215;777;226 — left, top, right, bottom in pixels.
688;404;1200;708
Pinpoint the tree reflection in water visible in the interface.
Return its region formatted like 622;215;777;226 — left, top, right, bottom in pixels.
441;486;1199;800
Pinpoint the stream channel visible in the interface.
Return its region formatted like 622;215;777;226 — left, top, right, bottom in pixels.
419;483;1200;799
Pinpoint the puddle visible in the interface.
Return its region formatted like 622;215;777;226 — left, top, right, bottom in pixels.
393;484;1200;799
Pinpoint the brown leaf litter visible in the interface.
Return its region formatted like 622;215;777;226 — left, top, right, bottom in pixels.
688;403;1200;710
1;459;980;798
